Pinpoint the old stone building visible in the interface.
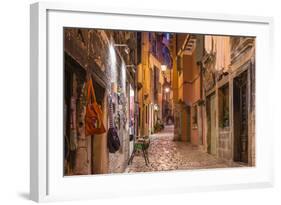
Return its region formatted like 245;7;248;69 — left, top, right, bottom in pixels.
173;34;255;166
63;28;138;175
200;35;255;165
230;36;255;165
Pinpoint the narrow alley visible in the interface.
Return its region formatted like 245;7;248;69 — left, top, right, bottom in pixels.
126;125;233;173
64;29;255;176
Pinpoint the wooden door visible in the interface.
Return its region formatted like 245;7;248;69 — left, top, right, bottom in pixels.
186;106;191;143
233;71;248;163
210;94;217;155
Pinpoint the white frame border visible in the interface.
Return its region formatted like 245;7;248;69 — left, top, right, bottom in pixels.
30;2;274;202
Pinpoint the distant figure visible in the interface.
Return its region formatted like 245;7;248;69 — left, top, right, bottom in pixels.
166;115;174;125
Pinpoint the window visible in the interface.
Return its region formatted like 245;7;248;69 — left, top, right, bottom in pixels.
154;66;160;99
192;105;198;129
137;32;142;65
219;84;229;128
146;105;148;124
177;55;183;74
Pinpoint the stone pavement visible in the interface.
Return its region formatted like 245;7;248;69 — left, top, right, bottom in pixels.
125;125;238;173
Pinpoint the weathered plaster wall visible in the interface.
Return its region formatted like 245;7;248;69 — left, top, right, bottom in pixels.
218;128;232;161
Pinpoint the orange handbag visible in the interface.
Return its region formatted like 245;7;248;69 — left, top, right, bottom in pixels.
85;78;106;136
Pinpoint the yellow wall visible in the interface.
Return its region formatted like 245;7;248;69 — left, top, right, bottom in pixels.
177;44;202;144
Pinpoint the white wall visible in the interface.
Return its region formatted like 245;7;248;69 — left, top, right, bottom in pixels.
0;0;280;204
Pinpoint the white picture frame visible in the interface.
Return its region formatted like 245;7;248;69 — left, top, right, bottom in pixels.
30;2;274;202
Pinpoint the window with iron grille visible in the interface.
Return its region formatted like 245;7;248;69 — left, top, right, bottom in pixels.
177;55;183;74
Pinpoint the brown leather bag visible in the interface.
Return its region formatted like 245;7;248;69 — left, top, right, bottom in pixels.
85;78;106;136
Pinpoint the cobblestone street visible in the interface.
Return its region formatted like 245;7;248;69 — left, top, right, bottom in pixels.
63;29;255;177
125;125;236;173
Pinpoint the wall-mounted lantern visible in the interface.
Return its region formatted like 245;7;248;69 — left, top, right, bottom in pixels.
164;87;170;93
161;64;167;72
114;44;130;54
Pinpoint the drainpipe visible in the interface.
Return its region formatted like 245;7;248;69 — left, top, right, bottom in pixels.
196;61;203;145
197;43;204;145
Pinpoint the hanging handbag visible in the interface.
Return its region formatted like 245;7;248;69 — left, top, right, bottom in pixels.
85;78;106;136
129;121;134;141
107;95;121;153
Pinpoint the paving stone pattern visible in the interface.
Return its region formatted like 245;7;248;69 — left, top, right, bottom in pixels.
125;125;238;173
